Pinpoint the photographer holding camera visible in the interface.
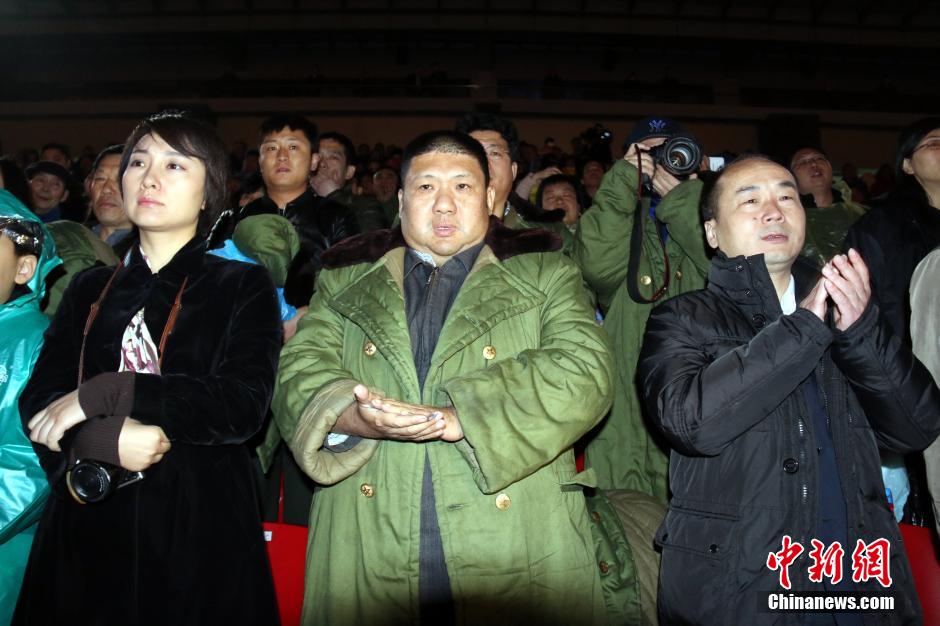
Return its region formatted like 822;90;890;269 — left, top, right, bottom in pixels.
573;117;711;502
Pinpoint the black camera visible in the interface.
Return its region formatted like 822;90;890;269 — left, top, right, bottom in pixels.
66;460;144;504
647;135;703;178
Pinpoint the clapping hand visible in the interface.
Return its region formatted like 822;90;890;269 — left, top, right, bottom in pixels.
821;249;871;331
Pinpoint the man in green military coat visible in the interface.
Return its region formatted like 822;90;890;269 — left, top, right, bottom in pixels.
573;117;711;501
273;130;613;625
789;147;867;269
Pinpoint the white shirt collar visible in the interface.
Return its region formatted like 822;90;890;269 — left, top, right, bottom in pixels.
780;274;797;315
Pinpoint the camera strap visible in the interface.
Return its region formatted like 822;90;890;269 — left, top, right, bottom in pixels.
625;154;670;304
78;256;188;387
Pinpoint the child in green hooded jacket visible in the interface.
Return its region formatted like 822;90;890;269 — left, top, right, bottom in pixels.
0;189;61;623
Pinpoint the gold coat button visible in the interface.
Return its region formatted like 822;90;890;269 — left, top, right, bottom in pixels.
360;484;375;498
364;341;377;357
591;511;601;523
675;270;683;280
495;493;511;510
640;275;652;286
598;560;610;574
482;345;497;360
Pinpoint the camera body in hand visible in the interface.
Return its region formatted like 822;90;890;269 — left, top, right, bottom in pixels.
66;459;144;504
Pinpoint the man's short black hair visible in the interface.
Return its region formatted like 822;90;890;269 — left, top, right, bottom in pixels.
455;112;520;159
700;154;778;222
319;131;357;168
91;144;125;174
40;142;71;160
400;131;490;188
257;114;318;148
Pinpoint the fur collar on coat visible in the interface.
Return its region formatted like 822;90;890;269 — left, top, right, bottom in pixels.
321;216;562;269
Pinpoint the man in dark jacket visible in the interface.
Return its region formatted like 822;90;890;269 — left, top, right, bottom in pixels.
237;114;360;308
237;114;360;525
639;155;940;625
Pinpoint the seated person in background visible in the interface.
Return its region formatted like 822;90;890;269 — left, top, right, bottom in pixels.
639;155;939;625
311;131;387;231
534;173;583;254
38;143;86;223
38;143;71;170
456;112;534;227
86;144;134;252
372;165;400;225
0;191;61;625
237;114;359;308
580;159;606;201
24;161;72;223
789;146;866;268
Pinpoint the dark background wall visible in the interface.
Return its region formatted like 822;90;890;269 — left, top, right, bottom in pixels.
2;0;937;167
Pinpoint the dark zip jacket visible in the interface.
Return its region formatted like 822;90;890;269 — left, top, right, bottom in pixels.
638;251;940;625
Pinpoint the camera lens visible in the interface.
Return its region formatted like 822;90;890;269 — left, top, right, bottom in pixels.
660;136;702;177
667;145;694;169
70;462;112;503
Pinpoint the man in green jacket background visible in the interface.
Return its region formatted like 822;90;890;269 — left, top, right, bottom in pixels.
573;117;711;502
273;130;613;625
789;146;867;269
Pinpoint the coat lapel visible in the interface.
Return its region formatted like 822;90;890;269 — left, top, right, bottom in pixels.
328;248;421;397
432;246;545;366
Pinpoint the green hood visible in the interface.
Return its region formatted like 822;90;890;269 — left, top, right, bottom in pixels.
0;189;62;308
231;214;299;287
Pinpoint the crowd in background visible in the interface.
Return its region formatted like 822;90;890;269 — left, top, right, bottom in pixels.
0;130;903;229
1;109;939;625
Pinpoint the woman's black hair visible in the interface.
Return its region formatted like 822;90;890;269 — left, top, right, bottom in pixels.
894;116;940;185
119;111;229;237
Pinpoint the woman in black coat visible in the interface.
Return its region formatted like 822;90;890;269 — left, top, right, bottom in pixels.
843;116;940;528
16;112;282;625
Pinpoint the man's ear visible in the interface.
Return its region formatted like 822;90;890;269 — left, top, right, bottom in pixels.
486;185;497;216
902;158;914;176
309;152;321;174
60;189;70;203
397;188;404;220
14;254;38;285
511;161;518;181
344;165;356;182
704;219;720;250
